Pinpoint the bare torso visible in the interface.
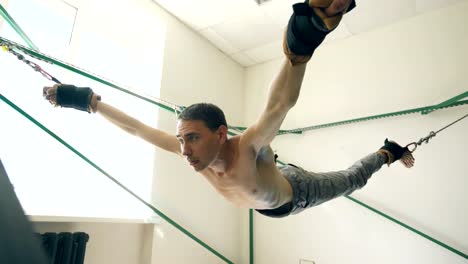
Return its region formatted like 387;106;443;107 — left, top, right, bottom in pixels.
200;136;293;209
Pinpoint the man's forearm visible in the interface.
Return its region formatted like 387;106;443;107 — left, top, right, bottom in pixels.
241;59;308;151
95;101;143;135
265;59;307;111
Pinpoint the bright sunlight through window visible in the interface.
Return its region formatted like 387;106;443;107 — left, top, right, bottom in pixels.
0;0;166;221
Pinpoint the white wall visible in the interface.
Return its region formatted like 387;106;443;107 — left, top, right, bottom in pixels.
242;3;468;264
150;1;245;263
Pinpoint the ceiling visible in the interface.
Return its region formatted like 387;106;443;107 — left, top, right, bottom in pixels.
152;0;467;67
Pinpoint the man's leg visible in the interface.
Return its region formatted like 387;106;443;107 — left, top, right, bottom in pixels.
288;142;414;214
256;140;414;217
304;152;387;206
255;152;385;218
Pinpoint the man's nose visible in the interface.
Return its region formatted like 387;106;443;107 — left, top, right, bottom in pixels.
182;144;192;156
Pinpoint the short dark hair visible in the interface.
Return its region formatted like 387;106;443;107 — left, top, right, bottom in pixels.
177;103;227;131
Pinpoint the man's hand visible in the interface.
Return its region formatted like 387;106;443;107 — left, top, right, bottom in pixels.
378;139;415;168
43;84;100;113
43;84;59;106
399;150;415;168
323;0;355;17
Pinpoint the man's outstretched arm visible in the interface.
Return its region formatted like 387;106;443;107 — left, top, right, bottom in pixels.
242;60;306;153
43;84;181;155
96;102;181;154
242;0;355;152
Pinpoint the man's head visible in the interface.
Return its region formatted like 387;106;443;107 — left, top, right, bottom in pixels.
176;103;228;171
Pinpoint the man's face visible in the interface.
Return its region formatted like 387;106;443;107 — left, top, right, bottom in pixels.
176;120;224;171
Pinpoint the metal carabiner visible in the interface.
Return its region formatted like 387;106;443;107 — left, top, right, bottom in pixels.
405;142;418;153
407;131;437;153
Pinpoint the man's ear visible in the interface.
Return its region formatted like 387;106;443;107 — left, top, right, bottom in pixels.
217;125;228;143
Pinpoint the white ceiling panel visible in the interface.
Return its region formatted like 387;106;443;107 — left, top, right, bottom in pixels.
152;0;464;67
244;39;283;63
199;28;240;55
152;0;259;30
342;0;416;34
415;0;468;13
210;11;284;51
322;22;353;44
260;0;297;28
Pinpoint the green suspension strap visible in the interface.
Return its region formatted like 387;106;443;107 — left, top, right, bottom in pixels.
0;3;38;50
0;94;235;264
233;92;468;136
0;35;180;113
346;196;468;259
0;35;294;136
276;94;468;136
422;91;468;115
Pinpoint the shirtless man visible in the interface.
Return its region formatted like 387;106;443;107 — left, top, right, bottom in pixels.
43;0;415;218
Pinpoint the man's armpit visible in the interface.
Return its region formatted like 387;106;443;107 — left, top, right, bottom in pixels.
256;146;275;162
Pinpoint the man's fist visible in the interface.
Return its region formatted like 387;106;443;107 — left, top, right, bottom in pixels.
43;84;100;113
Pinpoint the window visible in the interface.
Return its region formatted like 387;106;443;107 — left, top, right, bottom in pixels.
0;0;166;220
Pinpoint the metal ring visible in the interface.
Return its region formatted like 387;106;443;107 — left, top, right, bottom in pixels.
406;142;418;153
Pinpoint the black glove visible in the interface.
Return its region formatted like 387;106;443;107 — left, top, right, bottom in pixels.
378;139;410;165
56;85;94;113
44;84;100;113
